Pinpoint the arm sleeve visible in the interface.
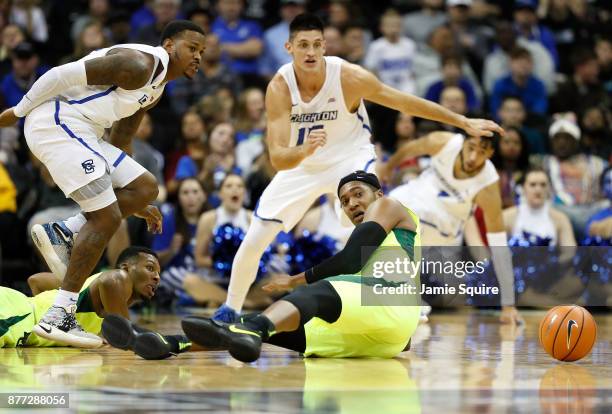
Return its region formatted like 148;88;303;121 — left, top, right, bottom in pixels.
487;231;515;306
13;60;87;117
305;221;388;284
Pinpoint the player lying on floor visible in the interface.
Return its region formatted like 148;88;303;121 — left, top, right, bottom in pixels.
0;246;188;353
102;171;423;361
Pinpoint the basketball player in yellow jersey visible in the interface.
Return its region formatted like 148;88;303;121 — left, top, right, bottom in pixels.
0;247;191;356
215;13;503;323
178;171;421;362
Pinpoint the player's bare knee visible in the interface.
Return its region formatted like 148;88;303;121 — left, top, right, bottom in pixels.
132;172;158;204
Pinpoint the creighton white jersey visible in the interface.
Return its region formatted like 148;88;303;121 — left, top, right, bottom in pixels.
390;134;499;244
278;56;372;168
59;43;169;129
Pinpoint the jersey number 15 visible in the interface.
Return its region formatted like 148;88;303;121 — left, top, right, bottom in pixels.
296;125;323;146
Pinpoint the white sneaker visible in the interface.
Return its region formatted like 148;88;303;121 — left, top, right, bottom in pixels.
31;222;75;279
32;304;102;349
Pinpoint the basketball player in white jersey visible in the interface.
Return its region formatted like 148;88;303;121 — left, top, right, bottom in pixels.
380;131;522;324
213;13;503;322
0;21;206;347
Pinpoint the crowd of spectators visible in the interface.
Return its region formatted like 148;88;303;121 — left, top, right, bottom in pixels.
0;0;610;306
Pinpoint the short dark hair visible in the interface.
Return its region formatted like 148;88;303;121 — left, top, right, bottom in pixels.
289;13;324;39
441;52;463;67
509;46;531;61
116;246;158;267
160;20;206;44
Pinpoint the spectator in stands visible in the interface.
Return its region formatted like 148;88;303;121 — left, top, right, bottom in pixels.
497;96;546;154
0;159;18;258
538;0;589;74
585;166;612;239
491;127;531;208
552;48;608;116
130;0;155;35
341;24;366;65
580;106;612;161
245;143;275;210
483;20;555;95
212;0;264;87
513;0;558;68
323;25;344;58
107;10;131;45
71;0;109;42
176;122;237;207
503;168;575;246
541;118;608;240
9;0;48;43
187;7;211;34
166;111;207;196
388;113;423;185
440;86;468;117
425;53;480;112
594;36;611;88
0;42;47;108
413;24;481;97
295;194;352;248
184;174;272;308
61;21;108;64
0;24;25;78
446;0;491;69
132;113;167;203
133;0;180;46
402;0;447;47
259;0;305;77
154;178;208;299
490;47;547;117
169;33;242;115
235;88;266;176
364;9;417;94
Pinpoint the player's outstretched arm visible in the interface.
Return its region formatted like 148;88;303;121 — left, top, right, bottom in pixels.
345;64;503;138
475;183;523;325
264;197;415;290
379;131;451;182
98;271;131;318
9;49;155;120
266;76;326;170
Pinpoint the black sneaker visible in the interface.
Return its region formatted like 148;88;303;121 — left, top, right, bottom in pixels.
181;316;262;363
102;314;173;360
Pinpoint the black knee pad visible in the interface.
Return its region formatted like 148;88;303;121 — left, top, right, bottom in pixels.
282;280;342;326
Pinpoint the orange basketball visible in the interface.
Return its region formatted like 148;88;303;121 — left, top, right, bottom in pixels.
539;305;597;362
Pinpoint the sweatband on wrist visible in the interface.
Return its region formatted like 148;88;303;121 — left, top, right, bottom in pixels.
305;221;387;284
486;231;515;306
14;60;88;117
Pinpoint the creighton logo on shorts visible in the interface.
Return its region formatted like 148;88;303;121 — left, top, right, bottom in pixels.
81;159;95;174
138;94;148;105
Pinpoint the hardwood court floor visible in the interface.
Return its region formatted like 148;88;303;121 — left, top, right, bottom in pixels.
1;310;610;413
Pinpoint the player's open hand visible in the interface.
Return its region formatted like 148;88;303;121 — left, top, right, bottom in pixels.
0;108;19;127
463;117;504;138
303;129;327;156
262;273;298;293
134;205;163;234
500;306;524;325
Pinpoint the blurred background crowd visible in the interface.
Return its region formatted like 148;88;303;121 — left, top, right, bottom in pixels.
0;0;610;308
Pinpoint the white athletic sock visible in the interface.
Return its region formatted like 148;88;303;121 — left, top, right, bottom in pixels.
53;289;79;309
225;219;282;312
63;213;87;234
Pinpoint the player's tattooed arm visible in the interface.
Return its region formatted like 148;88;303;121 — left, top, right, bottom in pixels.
85;49;155;90
265;75;326;170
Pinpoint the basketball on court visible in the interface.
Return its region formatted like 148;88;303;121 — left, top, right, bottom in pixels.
539;305;597;362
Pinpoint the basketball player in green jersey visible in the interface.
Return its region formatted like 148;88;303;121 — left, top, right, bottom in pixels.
103;171;422;361
1;246;191;357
